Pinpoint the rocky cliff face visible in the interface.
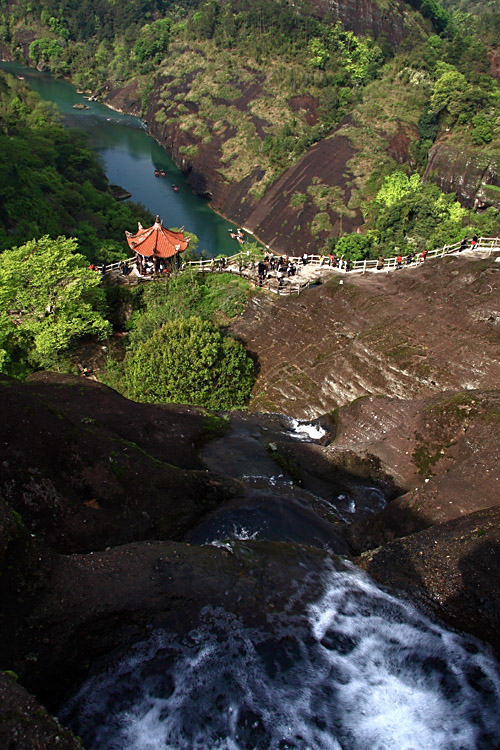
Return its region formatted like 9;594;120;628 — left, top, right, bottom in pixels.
489;50;500;80
2;371;500;742
309;0;420;45
424;138;500;210
142;71;364;252
129;0;429;253
144;66;366;251
242;131;364;253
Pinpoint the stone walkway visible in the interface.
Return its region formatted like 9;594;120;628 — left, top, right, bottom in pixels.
104;243;500;290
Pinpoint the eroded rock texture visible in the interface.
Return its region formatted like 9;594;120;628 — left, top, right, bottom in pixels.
425;139;500;210
2;256;500;737
231;254;500;417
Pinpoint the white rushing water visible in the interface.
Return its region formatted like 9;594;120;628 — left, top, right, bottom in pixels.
60;563;500;750
286;418;327;442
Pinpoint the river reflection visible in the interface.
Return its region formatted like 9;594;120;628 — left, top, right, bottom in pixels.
0;61;246;258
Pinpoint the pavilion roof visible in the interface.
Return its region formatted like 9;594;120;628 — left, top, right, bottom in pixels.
125;216;190;258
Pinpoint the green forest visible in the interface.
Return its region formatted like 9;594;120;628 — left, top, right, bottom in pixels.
0;0;498;403
2;0;499;245
2;0;497;252
0;69;153;256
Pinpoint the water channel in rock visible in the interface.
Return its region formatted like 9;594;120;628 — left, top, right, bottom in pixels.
0;61;246;258
58;415;500;749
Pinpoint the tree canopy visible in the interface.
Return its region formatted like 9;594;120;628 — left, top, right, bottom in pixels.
125;315;255;408
0;235;111;375
0;70;153;261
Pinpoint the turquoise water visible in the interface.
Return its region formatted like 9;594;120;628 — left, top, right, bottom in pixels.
0;62;246;258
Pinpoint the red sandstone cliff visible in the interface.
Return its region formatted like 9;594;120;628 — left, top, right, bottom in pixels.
424;137;500;210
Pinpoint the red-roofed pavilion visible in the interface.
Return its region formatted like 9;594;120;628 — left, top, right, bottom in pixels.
125;216;190;274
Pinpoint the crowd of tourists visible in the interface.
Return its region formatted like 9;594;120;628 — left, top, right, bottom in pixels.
256;252;302;286
96;234;484;285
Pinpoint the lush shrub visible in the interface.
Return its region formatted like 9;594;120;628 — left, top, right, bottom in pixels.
335;234;371;260
127;270;251;347
125;315;255;408
471;113;493;145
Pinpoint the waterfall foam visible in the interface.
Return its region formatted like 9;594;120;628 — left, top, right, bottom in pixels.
286;418;327;442
59;563;500;750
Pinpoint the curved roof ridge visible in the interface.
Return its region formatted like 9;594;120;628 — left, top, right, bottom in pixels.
125;217;190;259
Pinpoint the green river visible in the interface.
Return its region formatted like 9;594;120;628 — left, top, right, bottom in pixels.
1;61;248;258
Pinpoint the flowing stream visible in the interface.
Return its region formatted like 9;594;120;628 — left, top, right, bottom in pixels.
60;564;500;750
58;416;500;749
0;61;243;257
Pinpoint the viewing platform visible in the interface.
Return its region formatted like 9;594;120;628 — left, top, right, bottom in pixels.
103;236;500;295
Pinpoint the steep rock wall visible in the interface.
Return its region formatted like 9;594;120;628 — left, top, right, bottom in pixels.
489;50;500;80
146;73;365;250
146;72;265;225
294;0;418;47
243;132;363;253
424;138;500;209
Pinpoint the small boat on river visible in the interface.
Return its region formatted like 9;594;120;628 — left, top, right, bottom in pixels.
172;184;179;192
229;227;245;244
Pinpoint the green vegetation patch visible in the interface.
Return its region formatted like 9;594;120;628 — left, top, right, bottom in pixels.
201;412;230;439
0;235;111;377
0;71;153;260
125;316;255;409
360;324;428;368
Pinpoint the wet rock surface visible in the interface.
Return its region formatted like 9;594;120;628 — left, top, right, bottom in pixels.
8;539;331;709
1;373;242;553
0;671;81;750
335;389;500;551
2;369;500;742
358;507;500;655
0;376;353;708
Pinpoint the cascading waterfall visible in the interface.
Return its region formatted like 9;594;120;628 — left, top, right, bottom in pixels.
60;561;500;750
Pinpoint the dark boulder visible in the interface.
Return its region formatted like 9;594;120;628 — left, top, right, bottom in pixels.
6;539;330;709
0;671;81;750
358;507;500;657
0;373;243;553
